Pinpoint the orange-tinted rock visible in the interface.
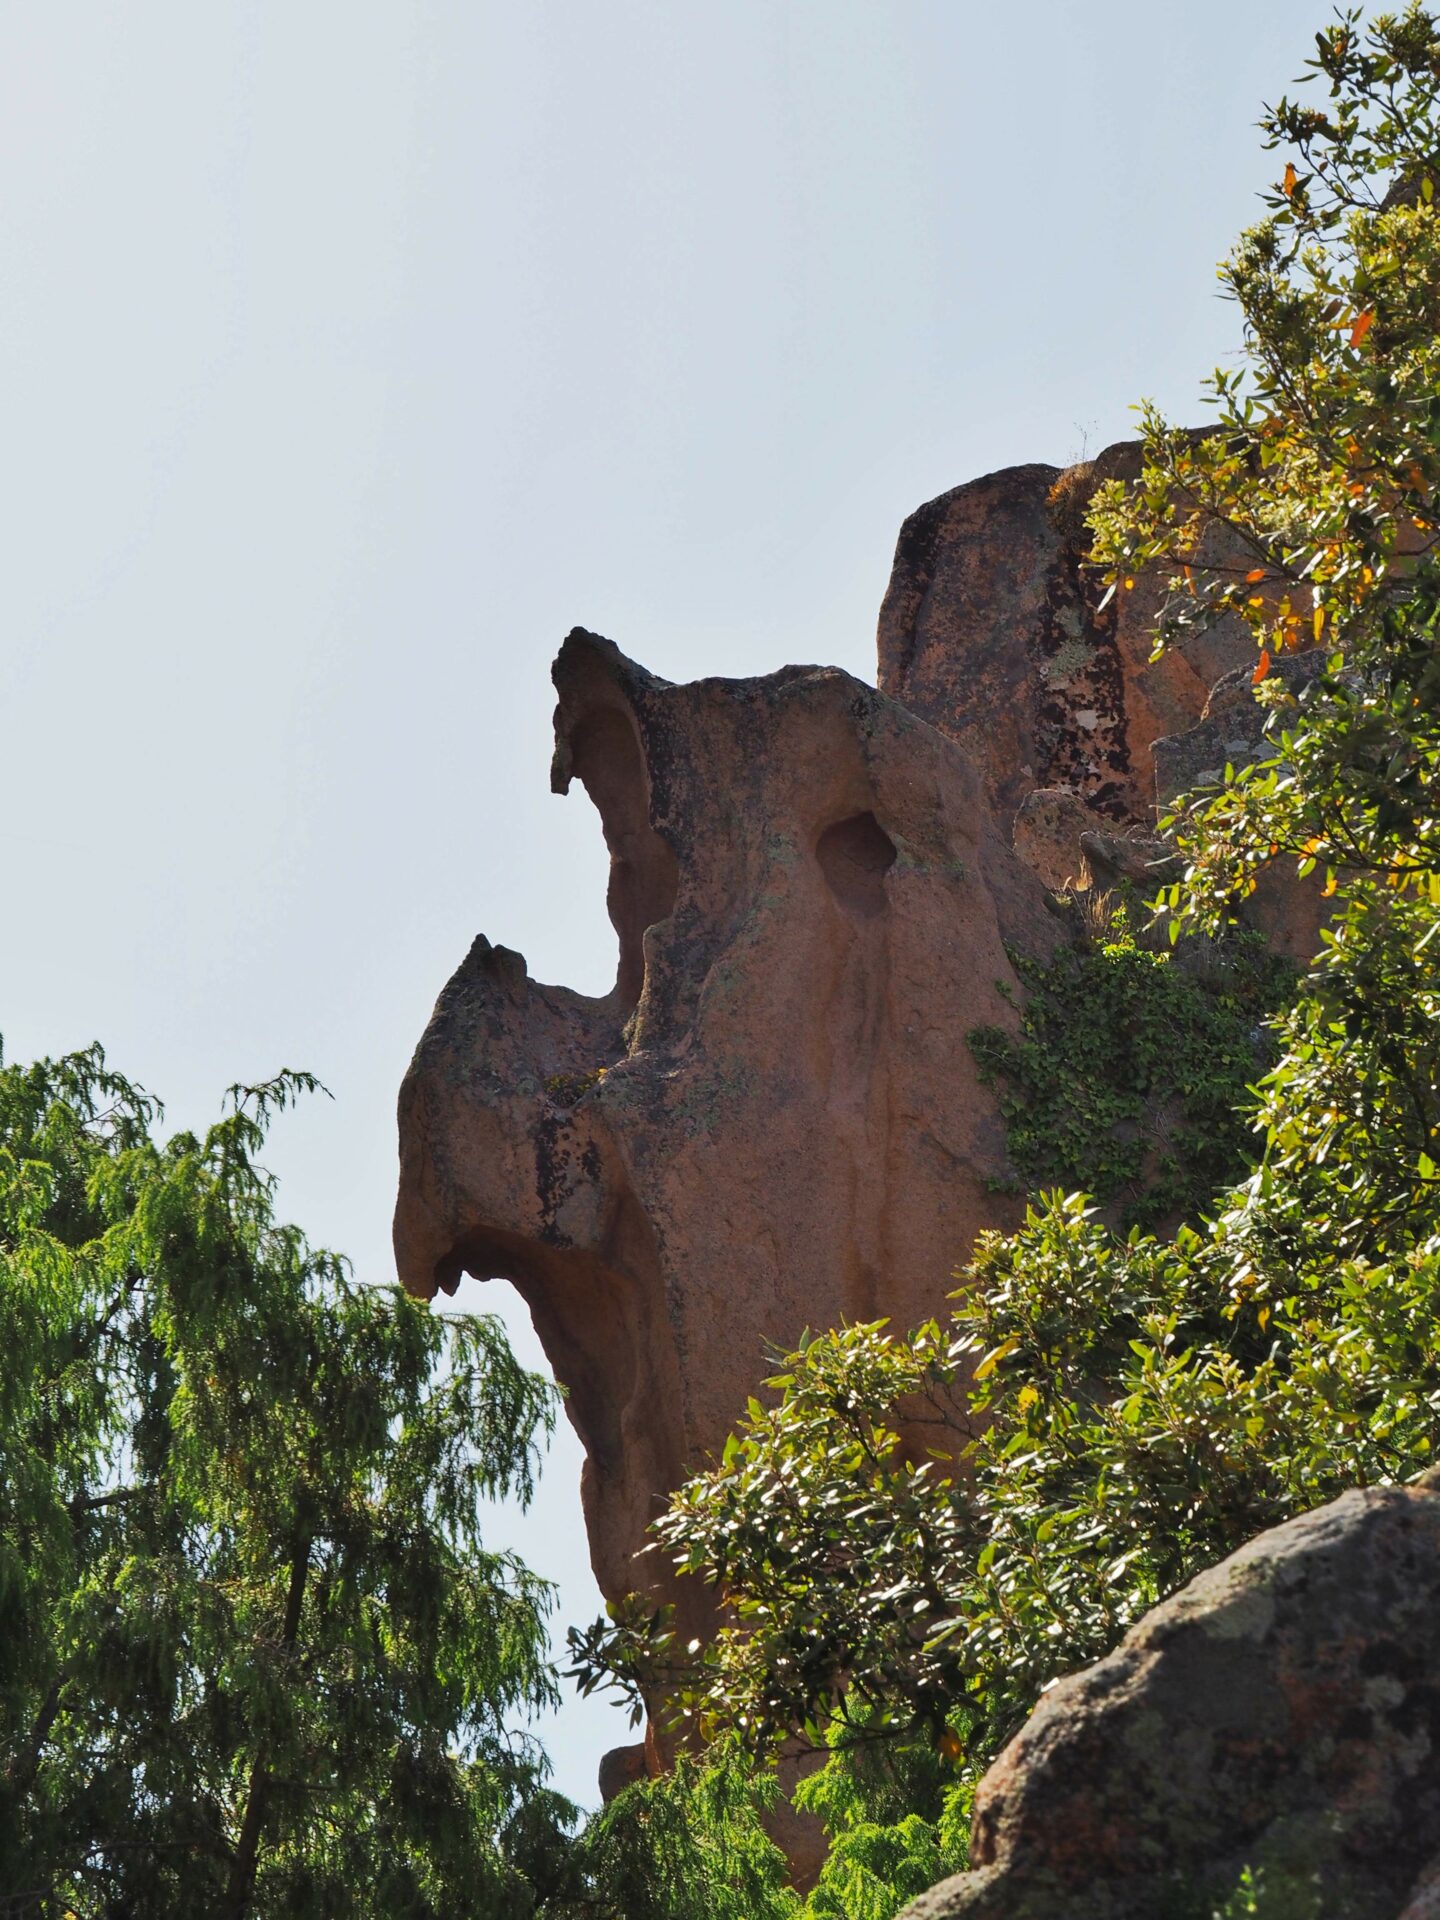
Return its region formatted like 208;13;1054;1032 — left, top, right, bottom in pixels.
876;442;1256;830
596;1742;648;1804
394;629;1055;1635
876;444;1334;982
1011;789;1097;892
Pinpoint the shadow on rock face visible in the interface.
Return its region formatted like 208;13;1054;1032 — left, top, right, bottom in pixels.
394;627;1056;1631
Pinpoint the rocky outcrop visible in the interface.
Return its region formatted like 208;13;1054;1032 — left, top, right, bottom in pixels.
901;1473;1440;1920
1152;647;1324;812
394;630;1056;1635
877;443;1259;831
879;445;1331;964
395;449;1323;1809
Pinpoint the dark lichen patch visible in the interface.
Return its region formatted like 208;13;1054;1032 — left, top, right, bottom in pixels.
1029;533;1134;821
534;1109;600;1243
545;1067;608;1109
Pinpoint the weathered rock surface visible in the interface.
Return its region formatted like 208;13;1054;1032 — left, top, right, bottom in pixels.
1152;648;1324;811
877;445;1331;967
1011;788;1098;892
394;629;1055;1635
901;1474;1440;1920
877;443;1257;830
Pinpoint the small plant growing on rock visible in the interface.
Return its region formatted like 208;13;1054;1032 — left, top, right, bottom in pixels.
970;901;1293;1229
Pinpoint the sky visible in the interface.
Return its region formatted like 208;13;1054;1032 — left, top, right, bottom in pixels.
1;0;1329;1809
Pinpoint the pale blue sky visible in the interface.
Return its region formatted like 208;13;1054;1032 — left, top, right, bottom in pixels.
2;1;1325;1807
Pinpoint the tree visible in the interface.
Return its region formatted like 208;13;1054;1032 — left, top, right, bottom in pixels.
0;1043;574;1918
568;9;1440;1900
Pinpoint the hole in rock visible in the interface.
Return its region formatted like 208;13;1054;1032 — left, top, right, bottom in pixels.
816;811;896;920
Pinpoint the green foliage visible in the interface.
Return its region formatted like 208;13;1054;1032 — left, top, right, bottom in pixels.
1086;2;1440;920
576;1147;1440;1765
1211;1863;1322;1920
543;1069;607;1109
0;1044;573;1918
791;1725;971;1920
969;903;1293;1227
538;1741;795;1920
531;1731;970;1920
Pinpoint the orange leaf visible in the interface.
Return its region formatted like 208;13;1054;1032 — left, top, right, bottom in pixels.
1350;310;1374;347
1313;606;1326;641
1246;568;1266;584
1283;162;1297;198
1253;649;1271;684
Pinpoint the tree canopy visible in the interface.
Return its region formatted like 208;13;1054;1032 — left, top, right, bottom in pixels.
0;1045;574;1918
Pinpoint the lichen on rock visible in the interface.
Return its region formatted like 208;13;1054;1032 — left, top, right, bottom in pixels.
899;1474;1440;1920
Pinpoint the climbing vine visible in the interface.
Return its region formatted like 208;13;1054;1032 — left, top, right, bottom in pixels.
968;902;1295;1228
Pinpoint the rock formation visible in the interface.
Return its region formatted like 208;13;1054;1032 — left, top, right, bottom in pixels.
394;629;1056;1635
900;1472;1440;1920
878;444;1323;962
394;441;1306;1792
877;443;1257;828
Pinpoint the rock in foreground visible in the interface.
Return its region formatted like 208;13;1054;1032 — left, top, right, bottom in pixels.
902;1475;1440;1920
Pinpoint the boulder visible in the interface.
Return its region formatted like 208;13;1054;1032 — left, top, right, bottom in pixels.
901;1474;1440;1920
597;1742;648;1804
394;629;1055;1639
1152;649;1330;966
1152;648;1324;811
